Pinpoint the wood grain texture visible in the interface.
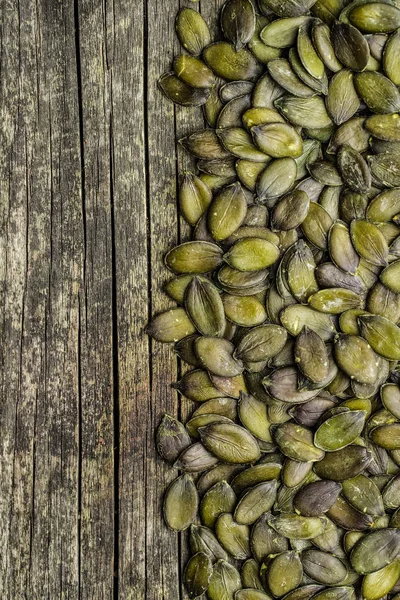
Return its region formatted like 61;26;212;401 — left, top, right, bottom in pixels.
0;0;225;597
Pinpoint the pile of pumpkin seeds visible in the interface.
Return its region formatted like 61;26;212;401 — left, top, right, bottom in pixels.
147;0;400;598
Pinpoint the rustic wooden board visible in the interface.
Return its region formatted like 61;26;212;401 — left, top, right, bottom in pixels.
0;0;223;597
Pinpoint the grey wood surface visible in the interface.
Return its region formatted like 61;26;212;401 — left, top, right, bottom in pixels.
0;0;223;597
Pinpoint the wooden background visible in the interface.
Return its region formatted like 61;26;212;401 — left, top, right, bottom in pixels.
0;0;224;597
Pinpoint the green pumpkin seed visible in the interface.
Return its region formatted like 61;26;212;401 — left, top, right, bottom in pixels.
295;328;329;384
235;480;278;524
261;16;311;48
146;307;196;342
349;2;400;33
241;559;265;591
173;55;215;88
249;15;283;65
355;71;400;114
337;145;371;194
197;463;244;496
158;72;210;106
263;366;321;404
327;495;374;530
271;190;310;231
235;325;288;363
326;70;359;126
269;514;328;539
184;552;213;599
382;473;400;509
301;202;333;249
298;24;325;79
190;525;229;562
331;22;370;71
208;183;248;241
195;337;243;377
365;113;400;142
231;463;282;495
308;288;362;313
283;459;313;488
257;158;297;204
342;474;385;516
302;549;348;585
156;414;192;463
200;481;236;528
252;72;285;109
368;151;400;187
224;238;281;272
311;588;355;600
208;559;242;600
204;42;261;81
217;127;270;161
251;513;289;563
200;422;261;463
221;0;256;51
314;445;372;481
294;480;341;516
383;29;400;85
220;80;255;102
312;20;343;71
215;513;251;559
193;398;238;421
236;590;273;600
176;8;211;56
180;129;231;159
264;551;303;596
328;221;360;274
328;117;370;154
179;173;212;226
362;560;400;600
287;241;319;304
350;528;400;573
186;278;226;337
163;474;199;531
273;422;325;462
380;258;400;292
381;383;400;419
275;95;333;128
334;335;378;384
350;220;389;266
252;123;303;158
315;409;367;451
370;423;400;449
218;95;252;129
280;304;336;340
174;442;220;472
359;314;400;360
222;294;268;327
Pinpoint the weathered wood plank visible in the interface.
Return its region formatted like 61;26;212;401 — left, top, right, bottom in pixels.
145;0;183;598
0;0;82;597
75;0;115;597
112;0;149;597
